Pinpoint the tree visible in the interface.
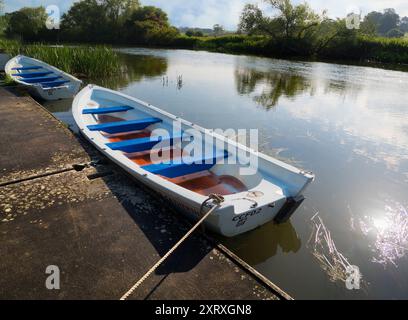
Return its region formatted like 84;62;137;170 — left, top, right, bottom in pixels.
0;0;7;36
213;24;224;36
386;28;404;38
380;8;400;35
238;0;343;55
400;17;408;33
185;29;204;37
239;0;320;41
360;15;377;36
61;0;141;42
124;6;179;44
105;0;140;28
363;9;401;37
5;7;47;41
61;0;109;42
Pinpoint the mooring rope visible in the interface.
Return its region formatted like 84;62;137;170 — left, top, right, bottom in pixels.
120;194;225;300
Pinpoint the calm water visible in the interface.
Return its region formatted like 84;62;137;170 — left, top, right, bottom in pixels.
43;48;408;299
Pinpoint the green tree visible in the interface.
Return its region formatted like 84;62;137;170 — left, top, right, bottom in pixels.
185;29;194;37
124;6;179;45
386;28;404;38
400;17;408;33
360;16;377;36
363;11;382;31
238;0;344;55
239;0;321;41
185;29;204;37
0;0;7;36
61;0;140;43
379;9;400;35
5;7;47;41
213;24;224;36
363;9;401;37
61;0;108;42
105;0;140;28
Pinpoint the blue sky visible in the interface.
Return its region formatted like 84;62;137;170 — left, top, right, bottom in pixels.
4;0;408;30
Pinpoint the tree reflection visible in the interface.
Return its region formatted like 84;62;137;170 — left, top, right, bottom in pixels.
90;53;168;89
235;68;311;109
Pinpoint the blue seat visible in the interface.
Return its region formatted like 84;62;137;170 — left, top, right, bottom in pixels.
41;80;70;88
82;106;134;115
142;151;229;178
87;118;162;134
12;71;53;78
12;66;43;71
106;133;184;153
22;76;62;84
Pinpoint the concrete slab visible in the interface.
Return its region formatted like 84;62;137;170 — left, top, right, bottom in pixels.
0;88;89;185
0;167;277;300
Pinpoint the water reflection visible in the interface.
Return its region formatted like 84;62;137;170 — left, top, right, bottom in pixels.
235;68;311;109
90;53;168;89
221;221;301;265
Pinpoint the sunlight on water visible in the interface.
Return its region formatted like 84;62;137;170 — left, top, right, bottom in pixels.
358;203;408;268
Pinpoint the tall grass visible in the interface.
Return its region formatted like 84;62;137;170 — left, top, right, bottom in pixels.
168;34;408;65
0;39;121;77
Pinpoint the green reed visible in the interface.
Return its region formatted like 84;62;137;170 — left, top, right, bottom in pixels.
0;39;121;78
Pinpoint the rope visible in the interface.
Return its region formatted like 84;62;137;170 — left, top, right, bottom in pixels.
120;194;225;300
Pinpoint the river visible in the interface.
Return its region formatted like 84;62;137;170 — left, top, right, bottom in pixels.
43;48;408;299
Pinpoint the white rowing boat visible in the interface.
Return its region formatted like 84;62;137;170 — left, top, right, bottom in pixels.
5;55;82;101
72;84;314;237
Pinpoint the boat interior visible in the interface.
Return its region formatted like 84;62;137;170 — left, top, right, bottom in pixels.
84;102;259;197
94;114;250;196
10;61;70;89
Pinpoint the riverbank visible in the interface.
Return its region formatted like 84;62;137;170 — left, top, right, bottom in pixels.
166;34;408;68
3;34;408;76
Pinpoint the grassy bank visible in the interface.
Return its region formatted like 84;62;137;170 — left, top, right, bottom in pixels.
0;39;121;77
166;34;408;65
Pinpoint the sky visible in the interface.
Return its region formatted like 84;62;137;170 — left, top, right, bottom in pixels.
3;0;408;30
